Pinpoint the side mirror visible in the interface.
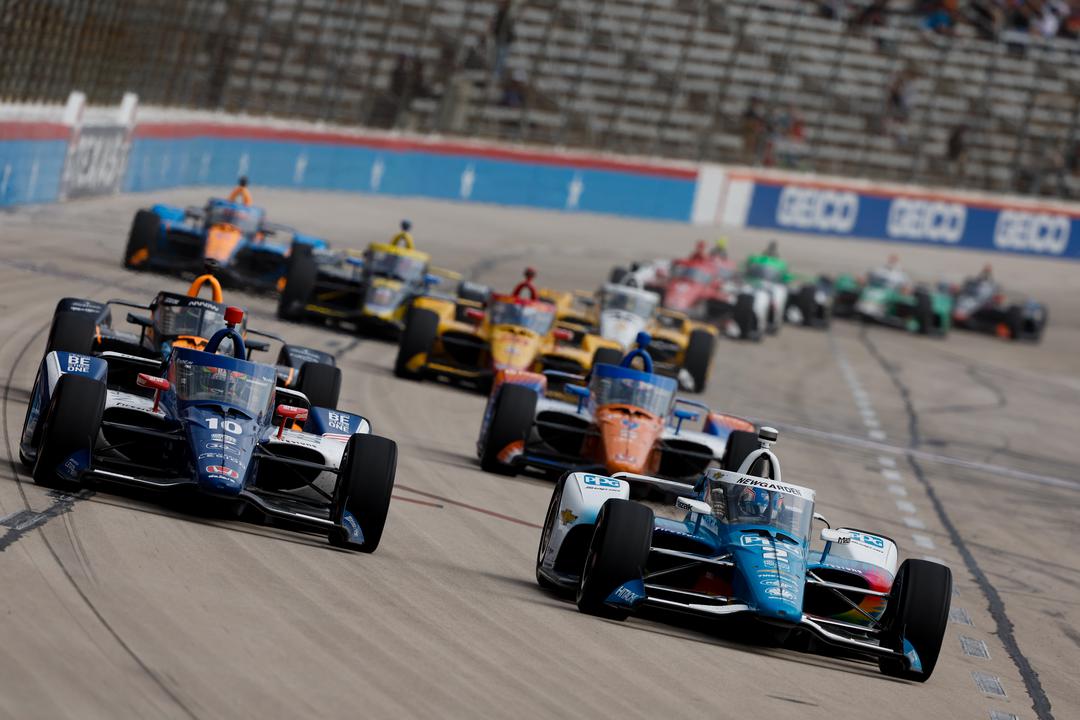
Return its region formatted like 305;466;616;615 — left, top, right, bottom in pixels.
820;528;852;544
275;404;309;438
127;313;153;327
566;383;589;412
424;273;440;287
137;373;170;412
812;511;830;529
672;407;698;434
676;497;712;516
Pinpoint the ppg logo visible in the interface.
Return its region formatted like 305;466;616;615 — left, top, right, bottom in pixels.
886;199;965;243
993;211;1070;255
776;186;859;234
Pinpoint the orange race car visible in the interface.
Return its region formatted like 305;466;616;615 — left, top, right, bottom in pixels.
476;332;759;482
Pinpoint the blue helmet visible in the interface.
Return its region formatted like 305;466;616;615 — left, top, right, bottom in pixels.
738;487;771;518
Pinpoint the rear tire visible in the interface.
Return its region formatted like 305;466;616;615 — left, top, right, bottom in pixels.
723;429;764;474
682;329;715;393
480;384;538;475
330;434;398;553
32;374;105;487
1006;305;1024;341
394;307;439;379
277;243;318;321
609;266;628;284
796;286;818;327
45;311;97;355
877;559;952;682
577;499;653;620
297;361;341;410
591;346;623;369
124;210;158;269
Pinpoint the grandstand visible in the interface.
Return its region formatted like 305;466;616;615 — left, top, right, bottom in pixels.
2;0;1077;198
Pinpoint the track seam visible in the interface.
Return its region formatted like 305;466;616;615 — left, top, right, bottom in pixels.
858;327;1053;720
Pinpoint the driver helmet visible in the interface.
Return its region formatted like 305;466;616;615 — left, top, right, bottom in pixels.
712;237;729;257
737;487;771;519
764;240;779;257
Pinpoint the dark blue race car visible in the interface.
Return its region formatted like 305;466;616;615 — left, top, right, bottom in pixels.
123;197;327;293
21;307;397;552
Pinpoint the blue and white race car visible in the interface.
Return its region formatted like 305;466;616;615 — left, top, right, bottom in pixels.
123;197;327;292
535;428;953;681
20;306;396;552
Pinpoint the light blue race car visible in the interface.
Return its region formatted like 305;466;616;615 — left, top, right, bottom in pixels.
535;428;953;681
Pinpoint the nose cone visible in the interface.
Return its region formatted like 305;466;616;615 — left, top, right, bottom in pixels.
205;226;243;263
596;407;661;475
183;408;256;498
731;538;806;623
490;327;540;371
364;279;405;318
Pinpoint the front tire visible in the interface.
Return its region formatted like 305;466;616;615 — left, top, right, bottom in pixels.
577;499;653;620
330;434;398;553
591;346;623;369
394;307;439;379
297;361;341;410
877;559;952;682
32;374;105;487
733;294;758;340
480;384;537;475
723;429;764;474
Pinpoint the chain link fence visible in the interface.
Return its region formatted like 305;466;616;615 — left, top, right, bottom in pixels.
2;0;1078;198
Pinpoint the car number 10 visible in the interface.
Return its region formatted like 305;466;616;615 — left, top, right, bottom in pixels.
206;418;243;434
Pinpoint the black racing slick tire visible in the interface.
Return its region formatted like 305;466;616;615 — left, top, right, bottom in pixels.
577;499;653;621
733;294;758;341
32;374;105;487
124;210;158;269
591;346;623;370
723;429;765;475
1006;305;1025;341
45;310;98;356
330;434;398;553
915;292;934;335
297;361;342;410
682;329;715;394
609;266;629;284
277;243;318;321
877;559;952;682
480;383;538;475
796;286;818;327
394;307;439;380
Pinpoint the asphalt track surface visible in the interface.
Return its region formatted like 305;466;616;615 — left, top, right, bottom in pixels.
1;189;1077;720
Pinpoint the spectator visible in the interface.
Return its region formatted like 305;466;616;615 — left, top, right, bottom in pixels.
921;0;959;35
741;96;771;162
884;69;914;147
946;123;968;178
851;0;890;30
390;54;410;100
490;1;516;82
967;0;1005;40
500;68;528;108
773;104;807;168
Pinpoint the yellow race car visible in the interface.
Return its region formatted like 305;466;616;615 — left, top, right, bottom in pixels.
393;268;620;390
547;279;719;393
277;220;456;337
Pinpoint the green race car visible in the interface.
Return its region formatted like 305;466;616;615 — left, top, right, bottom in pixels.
832;264;951;336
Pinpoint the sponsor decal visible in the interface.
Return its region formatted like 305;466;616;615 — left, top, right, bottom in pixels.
66;355;92;374
886;198;966;243
734;476;810;498
582;474;621;490
776;186;858;233
60;124;132;200
560;508;579;525
993;210;1070;255
327;411;352;433
321;432;351;443
205;465;239;479
209;433;238;445
849;531;886;550
605;578;646;607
